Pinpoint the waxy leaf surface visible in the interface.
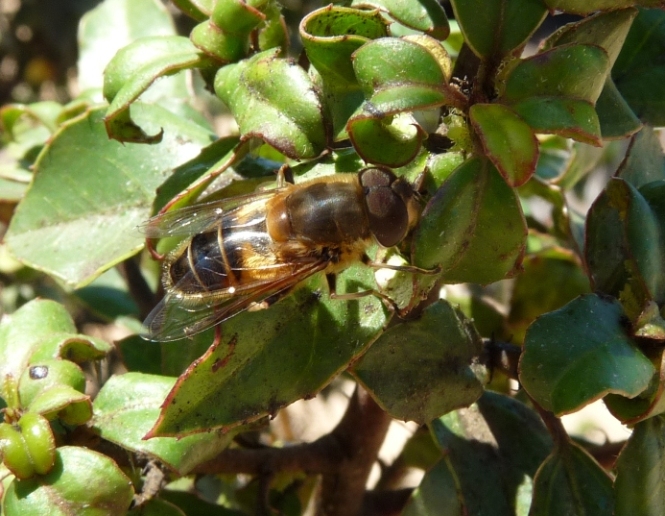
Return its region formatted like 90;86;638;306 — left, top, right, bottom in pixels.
353;301;484;423
2;447;134;516
450;0;546;59
413;157;526;284
214;49;325;159
92;373;234;474
469;103;538;187
150;265;387;435
6;106;213;287
520;294;655;415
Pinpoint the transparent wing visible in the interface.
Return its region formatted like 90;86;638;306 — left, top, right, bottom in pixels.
143;188;284;239
142;259;327;342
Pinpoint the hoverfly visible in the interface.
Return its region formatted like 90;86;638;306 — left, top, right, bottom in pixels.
142;166;436;342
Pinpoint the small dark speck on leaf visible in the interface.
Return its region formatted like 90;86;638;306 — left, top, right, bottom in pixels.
29;365;49;379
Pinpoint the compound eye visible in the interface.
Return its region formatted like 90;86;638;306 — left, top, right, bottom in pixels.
365;186;408;248
360;167;393;189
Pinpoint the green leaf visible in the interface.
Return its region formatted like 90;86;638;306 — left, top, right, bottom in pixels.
353;301;484;423
530;441;613;516
78;0;177;91
149;265;387;435
2;446;134;516
300;6;390;139
348;114;424;167
352;0;448;38
128;498;186;516
449;0;546;59
353;36;452;106
543;8;637;67
152;136;242;213
5;105;214;288
502;44;610;104
171;0;213;21
401;457;465;516
412;157;526;284
18;359;86;409
74;267;140;320
614;415;665;516
585;178;665;315
519;294;655;415
616;126;665;188
543;0;665;16
0;300;76;402
413;392;552;516
214;49;326;159
596;78;643;139
510;97;602;146
103;36;214;143
92;373;234;474
507;254;590;344
613;8;665;126
27;385;93;426
469;103;538;187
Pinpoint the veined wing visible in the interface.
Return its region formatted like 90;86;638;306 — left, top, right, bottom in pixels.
143;187;285;239
142;259;328;341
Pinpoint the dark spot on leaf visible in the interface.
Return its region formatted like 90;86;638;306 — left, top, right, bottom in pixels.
29;365;49;379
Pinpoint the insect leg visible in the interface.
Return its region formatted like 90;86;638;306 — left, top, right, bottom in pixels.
276;165;295;187
361;254;440;275
326;273;399;313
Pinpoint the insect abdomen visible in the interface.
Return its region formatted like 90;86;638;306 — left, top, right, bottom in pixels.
267;180;370;244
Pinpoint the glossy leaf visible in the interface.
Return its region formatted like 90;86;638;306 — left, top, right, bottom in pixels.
614;415;665;516
171;0;213;21
214;49;326;159
92;373;234;474
507;254;590;344
412;157;526;284
189;20;249;63
530;441;613;516
543;0;665;16
18;359;85;408
543;8;637;67
510;97;601;146
401;457;465;516
613;8;665;126
585;178;665;316
301;6;389;139
2;447;134;516
352;36;453;110
149;265;387;436
410;392;552;515
540;8;641;140
450;0;546;59
469;103;538;187
596;77;643;139
353;301;484;423
347;114;424;167
351;0;449;38
616;126;665;188
502;44;610;105
28;385;92;425
103;36;213;143
0;300;104;404
6;106;213;288
152;136;242;213
519;294;655;415
127;498;186;516
604;348;665;424
78;0;176;91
